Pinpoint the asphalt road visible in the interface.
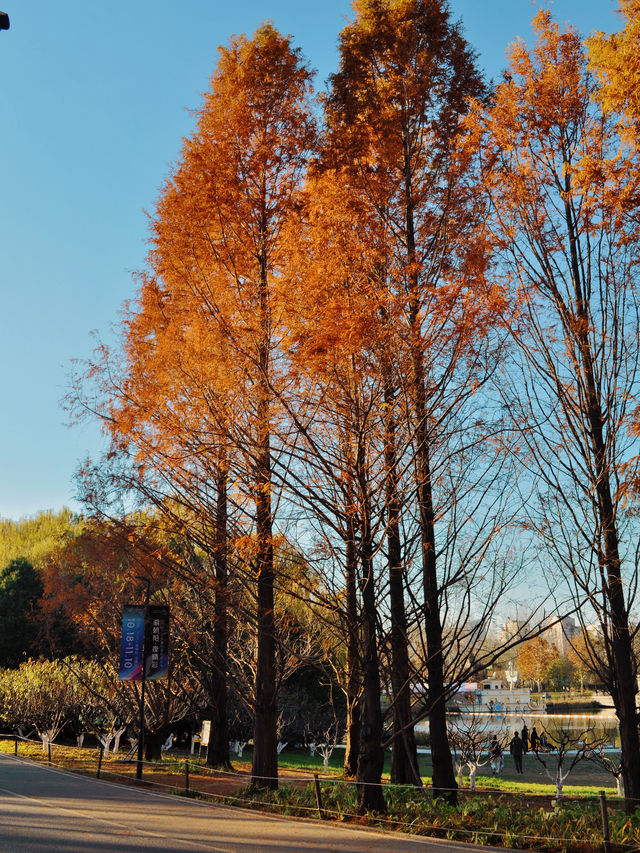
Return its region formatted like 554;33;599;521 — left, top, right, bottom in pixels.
0;753;518;852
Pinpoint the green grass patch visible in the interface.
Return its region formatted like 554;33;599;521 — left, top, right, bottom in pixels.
469;774;619;798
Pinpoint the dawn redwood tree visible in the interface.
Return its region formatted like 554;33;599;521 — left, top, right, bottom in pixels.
287;161;524;806
461;11;640;809
147;24;316;789
71;23;316;782
323;0;490;803
82;247;240;767
76;425;237;769
280;165;406;806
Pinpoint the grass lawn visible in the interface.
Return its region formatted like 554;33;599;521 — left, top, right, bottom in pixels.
273;746;619;794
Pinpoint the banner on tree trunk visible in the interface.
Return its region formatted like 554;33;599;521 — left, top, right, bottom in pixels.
145;605;170;680
118;605;145;680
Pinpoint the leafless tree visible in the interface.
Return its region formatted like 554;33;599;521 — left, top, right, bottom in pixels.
532;724;606;799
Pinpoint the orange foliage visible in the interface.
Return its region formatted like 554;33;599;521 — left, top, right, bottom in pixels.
517;635;557;690
588;0;640;151
323;0;504;386
86;24;317;521
39;518;170;651
462;11;639;248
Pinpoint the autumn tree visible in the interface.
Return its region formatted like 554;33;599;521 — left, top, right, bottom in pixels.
70;23;317;787
323;0;511;805
462;10;640;808
40;518;198;756
0;508;82;569
517;636;557;693
0;658;85;746
588;0;640;162
150;25;315;789
567;629;606;692
277;165;396;806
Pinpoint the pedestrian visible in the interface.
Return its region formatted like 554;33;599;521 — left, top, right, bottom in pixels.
509;731;524;774
521;724;529;753
489;735;503;775
529;726;539;752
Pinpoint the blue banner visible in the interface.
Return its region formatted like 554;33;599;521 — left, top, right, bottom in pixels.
145;605;169;680
118;605;145;681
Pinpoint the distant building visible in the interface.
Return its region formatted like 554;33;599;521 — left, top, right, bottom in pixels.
541;615;579;656
498;617;527;647
499;615;580;657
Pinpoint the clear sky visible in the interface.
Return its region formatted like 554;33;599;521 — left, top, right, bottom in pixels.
0;0;620;520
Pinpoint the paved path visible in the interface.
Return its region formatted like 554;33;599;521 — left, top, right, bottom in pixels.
0;753;517;852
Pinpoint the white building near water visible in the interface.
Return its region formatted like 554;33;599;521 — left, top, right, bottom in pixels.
452;677;545;713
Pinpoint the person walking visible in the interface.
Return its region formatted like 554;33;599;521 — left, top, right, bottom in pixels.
521;724;529;754
489;735;503;775
529;726;539;752
509;731;524;774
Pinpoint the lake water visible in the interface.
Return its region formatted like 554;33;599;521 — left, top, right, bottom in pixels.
416;707;620;747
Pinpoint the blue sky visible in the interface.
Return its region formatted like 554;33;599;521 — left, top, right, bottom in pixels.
0;0;619;520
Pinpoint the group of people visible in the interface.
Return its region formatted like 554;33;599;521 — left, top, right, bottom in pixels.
489;724;550;775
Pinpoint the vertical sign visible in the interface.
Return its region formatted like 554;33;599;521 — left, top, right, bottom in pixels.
118;605;145;681
145;605;169;680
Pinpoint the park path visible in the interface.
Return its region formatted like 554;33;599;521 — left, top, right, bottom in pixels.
0;752;521;853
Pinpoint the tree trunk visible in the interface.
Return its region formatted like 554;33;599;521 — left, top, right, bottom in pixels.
402;125;457;804
207;461;232;769
251;235;278;790
144;730;164;762
355;433;386;813
469;766;477;791
356;545;386;812
343;515;361;778
414;384;457;803
384;366;420;786
561;172;640;813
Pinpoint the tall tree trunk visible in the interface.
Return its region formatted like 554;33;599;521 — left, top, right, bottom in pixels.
561;168;640;812
403;128;457;804
144;729;165;762
207;458;231;769
383;366;420;786
251;233;278;790
583;363;640;812
355;430;386;813
343;514;361;778
414;395;456;804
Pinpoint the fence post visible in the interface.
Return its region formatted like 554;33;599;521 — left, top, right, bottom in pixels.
47;741;52;767
185;760;189;794
313;773;324;819
599;790;611;853
97;745;104;779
